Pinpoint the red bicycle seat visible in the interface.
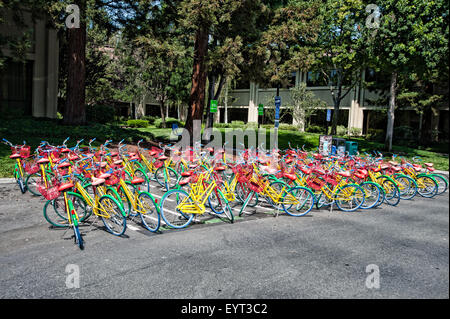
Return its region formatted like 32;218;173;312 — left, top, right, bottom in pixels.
9;154;21;159
283;173;297;181
214;166;226;171
61;148;71;153
99;173;111;179
181;171;193;177
424;162;434;167
313;168;325;175
300;167;312;175
131;178;145;184
58;182;74;192
158;155;168;161
58;162;71;169
91;177;105;186
178;177;190;186
338;171;351;178
69;154;79;161
110;151;119;157
371;167;381;172
285;158;294;164
354;172;366;179
37;158;50;164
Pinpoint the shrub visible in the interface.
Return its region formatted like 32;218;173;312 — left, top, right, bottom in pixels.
154;117;183;128
367;128;384;142
126;119;149;128
349;127;362;136
279;124;299;131
230;120;245;128
306;125;325;134
86;105;115;124
394;126;416;141
336;125;347;136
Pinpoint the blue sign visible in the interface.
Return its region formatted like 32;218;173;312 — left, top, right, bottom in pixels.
275;96;281;120
326;109;331;122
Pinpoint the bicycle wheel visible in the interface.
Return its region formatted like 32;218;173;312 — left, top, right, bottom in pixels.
155;166;180;191
133;168;151;193
334;184;365;212
25;172;42;196
376;176;401;206
415;175;438;198
44;192;88;228
98;195;127;236
73;224;84;250
160;188;195;229
137;191;161;232
208;189;234;223
282;186;315;216
235;180;259;207
359;181;382;209
263;180;289;209
429;173;448;195
115;183;135;217
392;174;417;200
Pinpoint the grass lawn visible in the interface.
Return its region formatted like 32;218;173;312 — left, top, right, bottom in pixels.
1;118;448;177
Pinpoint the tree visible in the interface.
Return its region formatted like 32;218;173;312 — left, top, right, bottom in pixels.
290;82;326;131
369;0;449;150
309;0;369;135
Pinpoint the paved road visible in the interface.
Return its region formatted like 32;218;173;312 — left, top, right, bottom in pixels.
0;179;448;299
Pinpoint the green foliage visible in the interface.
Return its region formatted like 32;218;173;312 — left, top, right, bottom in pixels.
126;119;149;128
154;117;183;129
394;126;417;141
367;128;385;142
349;127;362;136
86;105;115;124
306;125;326;134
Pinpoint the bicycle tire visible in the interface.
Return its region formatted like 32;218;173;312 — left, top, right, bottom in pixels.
334;184;365;212
137;191;161;232
98;195;127;236
359;181;382;209
282;186;315;216
160;188;195;229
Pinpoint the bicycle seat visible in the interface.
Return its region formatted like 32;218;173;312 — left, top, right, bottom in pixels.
110;151;119;157
113;159;123;165
91;177;105;186
58;182;74;192
189;164;198;169
424;162;434;167
158;155;168;161
313;168;325;175
338;171;351;178
371;167;381;172
37;158;50;164
58;162;71;169
285;158;294;164
427;167;435;171
98;172;111;179
149;151;158;157
178;177;190;186
61;148;71;153
300;167;312;175
9;154;21;159
69;154;79;161
264;167;278;175
283;172;297;181
380;164;389;170
131;177;146;184
181;171;193;177
214;166;226;171
354;172;366;179
391;166;402;172
100;162;108;168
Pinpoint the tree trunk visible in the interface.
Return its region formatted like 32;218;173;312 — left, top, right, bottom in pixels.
330;100;340;135
224;78;228;123
63;0;86;125
385;72;397;151
160;99;166;128
185;26;209;144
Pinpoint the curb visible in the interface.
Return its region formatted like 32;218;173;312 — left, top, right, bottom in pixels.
0;178;15;184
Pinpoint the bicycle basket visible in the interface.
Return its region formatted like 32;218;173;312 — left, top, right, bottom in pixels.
38;184;61;200
248;180;263;193
24;162;40;174
307;178;325;191
20;146;31;158
105;174;120;185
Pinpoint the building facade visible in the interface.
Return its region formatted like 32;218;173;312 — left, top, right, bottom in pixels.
0;10;59;119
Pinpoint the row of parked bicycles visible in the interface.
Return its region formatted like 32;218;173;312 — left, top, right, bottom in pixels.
3;137;448;250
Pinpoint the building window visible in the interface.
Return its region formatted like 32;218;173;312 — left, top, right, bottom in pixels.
306;71;327;87
234;77;250;89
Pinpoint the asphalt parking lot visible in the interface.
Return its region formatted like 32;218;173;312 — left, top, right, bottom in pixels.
0;178;448;299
